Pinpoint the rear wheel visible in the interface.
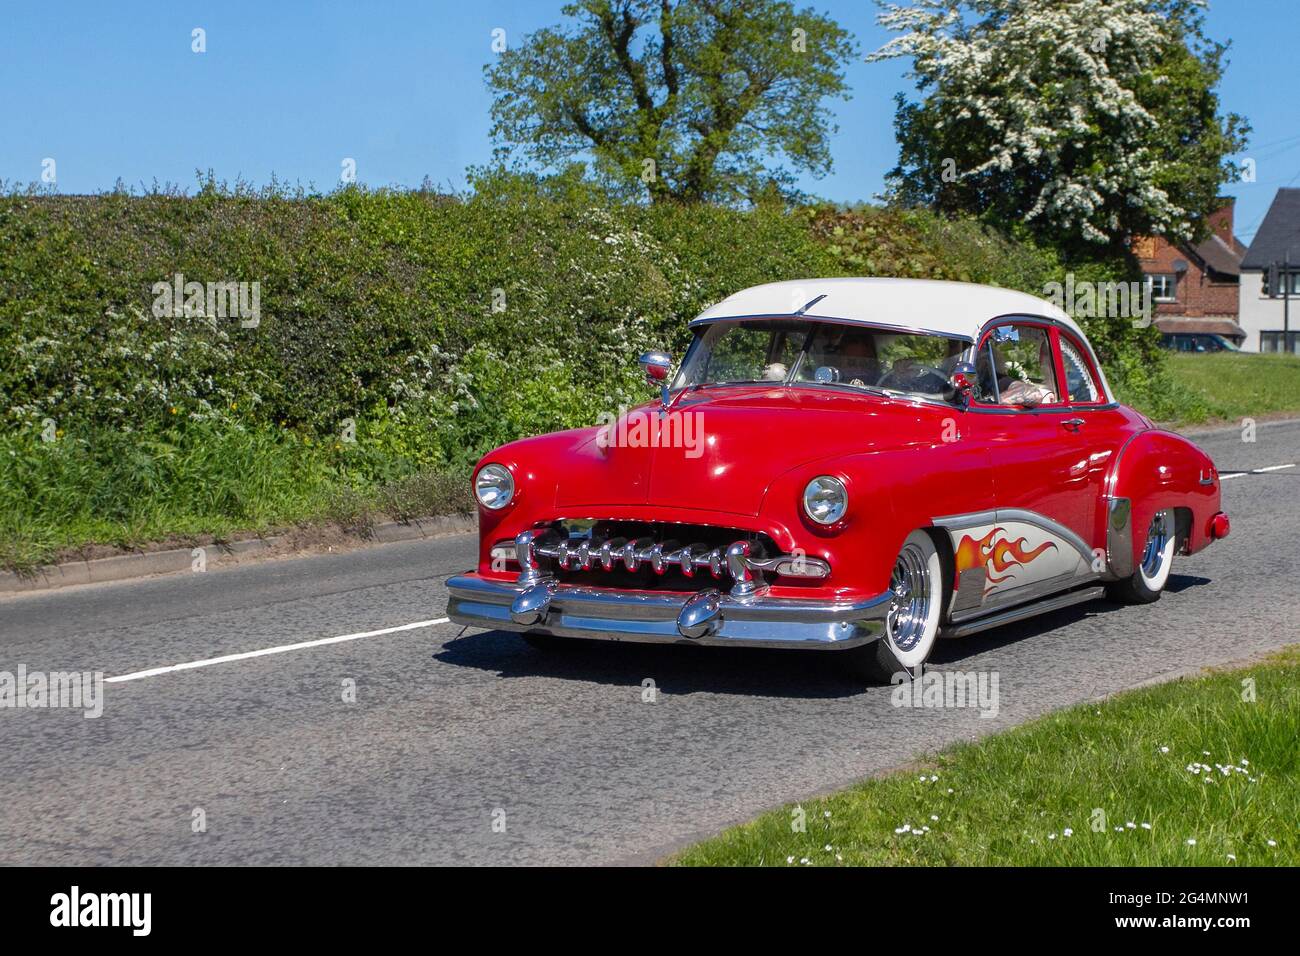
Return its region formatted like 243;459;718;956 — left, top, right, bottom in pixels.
845;530;943;683
1106;508;1175;604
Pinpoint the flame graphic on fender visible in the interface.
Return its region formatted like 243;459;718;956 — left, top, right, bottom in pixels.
954;528;1057;591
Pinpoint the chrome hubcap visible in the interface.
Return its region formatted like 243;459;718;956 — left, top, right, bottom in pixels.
887;544;932;652
1140;511;1172;579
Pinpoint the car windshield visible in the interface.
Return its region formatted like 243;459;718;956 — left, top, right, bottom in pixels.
673;319;969;399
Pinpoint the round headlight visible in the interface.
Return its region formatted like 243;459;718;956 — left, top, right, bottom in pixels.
474;464;515;510
802;475;848;525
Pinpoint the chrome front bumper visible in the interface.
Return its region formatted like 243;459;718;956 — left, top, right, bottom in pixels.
445;574;890;650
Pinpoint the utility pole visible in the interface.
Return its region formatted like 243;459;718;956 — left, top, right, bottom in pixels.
1285;251;1292;353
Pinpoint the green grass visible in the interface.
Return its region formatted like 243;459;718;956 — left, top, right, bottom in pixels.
671;647;1300;866
0;421;471;573
1160;352;1300;422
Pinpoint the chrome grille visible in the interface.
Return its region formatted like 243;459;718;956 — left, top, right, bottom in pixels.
499;521;829;598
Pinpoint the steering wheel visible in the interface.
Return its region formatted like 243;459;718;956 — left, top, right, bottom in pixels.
877;363;949;394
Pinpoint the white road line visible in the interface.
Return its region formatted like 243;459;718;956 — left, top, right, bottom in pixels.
106;617;451;684
1221;462;1295;481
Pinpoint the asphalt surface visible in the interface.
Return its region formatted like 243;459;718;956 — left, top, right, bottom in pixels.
1;420;1298;866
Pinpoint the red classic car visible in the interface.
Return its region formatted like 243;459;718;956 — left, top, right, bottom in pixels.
446;278;1229;680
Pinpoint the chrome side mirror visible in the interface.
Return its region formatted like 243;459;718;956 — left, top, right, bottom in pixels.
638;351;673;386
948;361;977;404
638;350;673;408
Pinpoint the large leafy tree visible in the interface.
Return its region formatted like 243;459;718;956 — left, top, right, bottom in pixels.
485;1;857;204
870;0;1248;251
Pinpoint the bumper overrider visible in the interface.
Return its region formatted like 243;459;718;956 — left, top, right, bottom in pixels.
446;529;891;650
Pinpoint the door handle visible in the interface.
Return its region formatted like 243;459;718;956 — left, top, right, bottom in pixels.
1061;418;1085;432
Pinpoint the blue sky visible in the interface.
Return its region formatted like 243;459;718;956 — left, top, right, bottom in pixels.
2;1;1295;243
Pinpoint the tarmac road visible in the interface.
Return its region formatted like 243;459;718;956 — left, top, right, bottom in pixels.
1;420;1297;865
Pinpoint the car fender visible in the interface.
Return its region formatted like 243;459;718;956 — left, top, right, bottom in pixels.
759;416;996;596
1103;429;1221;576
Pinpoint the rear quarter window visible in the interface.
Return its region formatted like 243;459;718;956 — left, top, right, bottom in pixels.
1058;335;1101;403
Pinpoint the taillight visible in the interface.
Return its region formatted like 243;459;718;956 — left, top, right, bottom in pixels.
1209;512;1230;539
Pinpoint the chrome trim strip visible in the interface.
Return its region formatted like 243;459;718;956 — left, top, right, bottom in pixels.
446;574;889;650
1104;430;1145;499
932;507;1095;565
965;402;1121;416
1105;496;1133;579
944;586;1106;638
933;510;998;529
950;570;1099;621
973;314;1115;403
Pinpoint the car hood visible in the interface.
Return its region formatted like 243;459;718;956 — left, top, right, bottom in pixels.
552;385;944;516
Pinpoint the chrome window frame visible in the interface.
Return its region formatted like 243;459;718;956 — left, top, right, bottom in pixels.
966;314;1116;413
677;312;1115;411
676;315;974;409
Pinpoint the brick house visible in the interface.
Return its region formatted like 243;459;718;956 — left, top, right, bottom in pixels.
1134;198;1246;346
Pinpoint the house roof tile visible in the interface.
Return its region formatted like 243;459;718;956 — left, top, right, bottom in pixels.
1241;188;1300;270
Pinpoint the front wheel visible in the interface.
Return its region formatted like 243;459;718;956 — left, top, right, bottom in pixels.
844;530;944;683
1106;508;1175;604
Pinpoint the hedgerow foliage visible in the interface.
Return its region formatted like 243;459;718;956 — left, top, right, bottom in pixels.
1;181;849;468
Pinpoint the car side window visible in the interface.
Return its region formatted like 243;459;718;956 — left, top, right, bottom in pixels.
974;324;1060;408
1058;335;1100;403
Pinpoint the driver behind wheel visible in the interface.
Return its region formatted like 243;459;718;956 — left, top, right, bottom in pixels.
835;331;882;387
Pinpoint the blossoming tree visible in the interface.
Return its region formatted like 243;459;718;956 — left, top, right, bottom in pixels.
870;0;1248;251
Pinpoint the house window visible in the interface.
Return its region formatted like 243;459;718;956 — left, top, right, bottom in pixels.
1261;331;1300;354
1263;272;1300;297
1146;273;1177;302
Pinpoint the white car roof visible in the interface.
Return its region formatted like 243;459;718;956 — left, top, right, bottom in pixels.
691;277;1085;344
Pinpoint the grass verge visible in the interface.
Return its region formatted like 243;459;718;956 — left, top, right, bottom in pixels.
671;647;1299;866
0;422;471;573
1158;352;1300;423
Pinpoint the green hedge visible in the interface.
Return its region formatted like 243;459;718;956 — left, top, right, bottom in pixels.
1;185;851;468
4;184;1157;464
